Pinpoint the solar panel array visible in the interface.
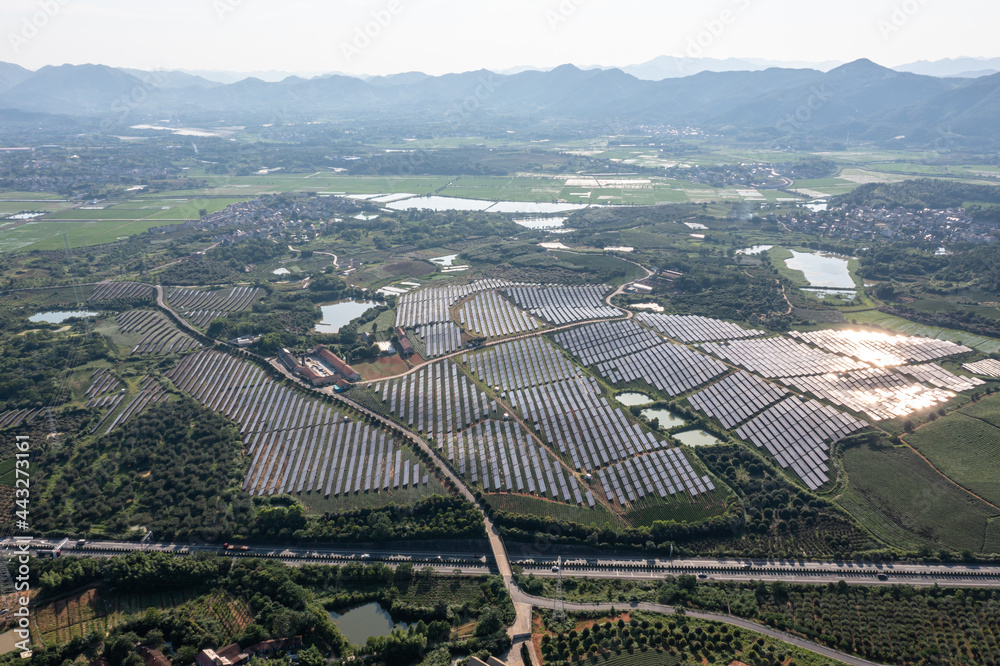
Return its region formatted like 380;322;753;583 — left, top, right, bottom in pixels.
600;449;714;506
780;368;955;421
89;281;155;302
595;343;728;397
687;371;790;430
166;286;261;327
0;409;39;430
440;419;592;505
85;369;123;401
458;290;540;338
736;397;868;489
465;337;580;390
375;361;495;436
417;322;463;358
94;377;168;435
896;363;985;392
395;279;514;327
790;329;972;367
503;284;619;325
636;313;765;342
116;310;202;355
963;358;1000;378
168;351;424;497
699;338;869;378
553;321;662;366
509;377;669;472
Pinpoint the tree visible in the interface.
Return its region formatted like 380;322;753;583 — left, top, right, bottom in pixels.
297;645;324;666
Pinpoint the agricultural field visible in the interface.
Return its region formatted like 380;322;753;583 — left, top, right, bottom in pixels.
905;403;1000;507
535;611;842;666
28;587;250;649
0;196;247;251
836;440;999;554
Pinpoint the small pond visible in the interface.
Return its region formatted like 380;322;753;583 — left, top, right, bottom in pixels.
640;408;688;429
315;301;377;334
784;250;855;290
430;254;459;266
673;430;721;447
616;392;654;406
29;311;98;324
737;245;773;255
329;602;408;646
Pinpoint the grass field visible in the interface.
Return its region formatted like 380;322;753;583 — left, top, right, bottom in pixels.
28;587;250;648
905;411;1000;508
0;197;248;251
622;490;730;528
549;251;647;285
958;392;1000;428
485;493;620;530
836;441;998;554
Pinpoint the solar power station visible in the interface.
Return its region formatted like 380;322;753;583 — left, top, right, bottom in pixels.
89;281;156;303
416;322;464;358
503;284;620;325
789;329;972;366
116;309;202;355
735;397;868;490
687;371;791;430
554;321;727;397
963;358;1000;378
636;313;765;342
781;368;957;421
166;286;261;327
458;290;541;338
699;337;871;378
169;351;426;497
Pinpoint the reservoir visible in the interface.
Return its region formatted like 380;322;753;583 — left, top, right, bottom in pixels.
784;250;855;290
29;311;98;324
329;603;408;646
315;301;377;334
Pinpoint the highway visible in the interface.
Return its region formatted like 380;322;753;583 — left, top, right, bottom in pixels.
14;538;1000;589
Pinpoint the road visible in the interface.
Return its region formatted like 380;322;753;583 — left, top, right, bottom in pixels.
510;589;884;666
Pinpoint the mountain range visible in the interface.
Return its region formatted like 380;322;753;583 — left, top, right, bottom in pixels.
0;58;998;146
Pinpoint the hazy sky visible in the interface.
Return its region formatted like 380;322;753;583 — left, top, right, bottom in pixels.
2;0;995;75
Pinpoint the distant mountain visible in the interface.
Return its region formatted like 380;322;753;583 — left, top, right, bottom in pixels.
713;59;959;132
0;62;32;94
122;68;220;90
1;58;997;145
619;56;841;80
874;73;1000;143
0;64;146;115
896;57;1000;78
177;69;330;84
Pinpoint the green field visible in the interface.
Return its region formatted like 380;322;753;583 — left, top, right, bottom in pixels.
484;493;619;529
958;392;1000;428
0;197;248;251
836;441;999;554
905;411;1000;508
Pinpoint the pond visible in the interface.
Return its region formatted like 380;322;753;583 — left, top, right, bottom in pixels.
315;301;377;334
329;603;408;646
385;196;589;214
616;392;654;406
784;250;855;290
430;254;459;266
673;430;721;447
737;245;773;255
28;311;98;324
640;408;688;429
